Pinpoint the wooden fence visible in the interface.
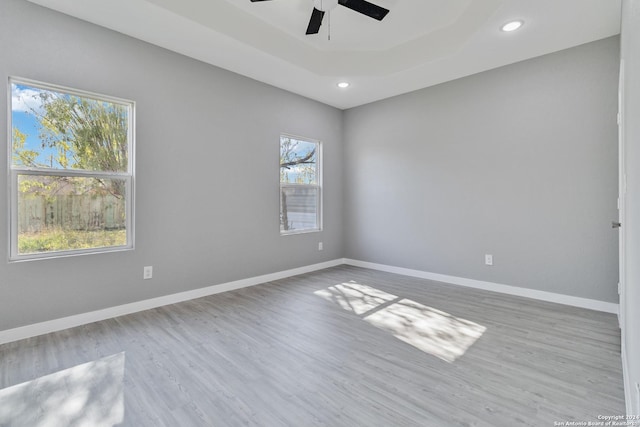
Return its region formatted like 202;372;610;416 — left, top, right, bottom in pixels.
18;194;126;233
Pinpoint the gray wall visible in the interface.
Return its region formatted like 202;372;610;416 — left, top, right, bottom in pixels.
344;37;620;302
621;0;640;415
0;0;622;333
0;0;343;330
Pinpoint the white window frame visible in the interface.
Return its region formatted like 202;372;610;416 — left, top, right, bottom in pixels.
8;77;135;261
279;134;322;235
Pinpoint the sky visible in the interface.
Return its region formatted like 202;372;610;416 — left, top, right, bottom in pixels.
280;138;318;184
11;83;60;167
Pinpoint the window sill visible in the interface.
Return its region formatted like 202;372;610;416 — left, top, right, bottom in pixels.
280;229;322;236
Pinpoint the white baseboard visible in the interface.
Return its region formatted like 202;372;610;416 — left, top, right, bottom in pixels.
0;257;620;345
343;258;620;314
0;259;343;345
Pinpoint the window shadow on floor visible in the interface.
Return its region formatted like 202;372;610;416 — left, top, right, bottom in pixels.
314;281;486;362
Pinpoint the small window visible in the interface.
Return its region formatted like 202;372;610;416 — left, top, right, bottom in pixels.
9;78;134;260
280;135;321;234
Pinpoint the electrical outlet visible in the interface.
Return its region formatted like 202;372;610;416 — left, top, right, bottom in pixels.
485;254;493;266
318;242;323;251
143;266;153;280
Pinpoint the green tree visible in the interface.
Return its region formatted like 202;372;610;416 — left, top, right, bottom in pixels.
13;127;59;197
12;127;39;167
13;90;129;198
37;91;129;173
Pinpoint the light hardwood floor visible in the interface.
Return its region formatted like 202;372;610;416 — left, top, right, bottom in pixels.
0;266;625;426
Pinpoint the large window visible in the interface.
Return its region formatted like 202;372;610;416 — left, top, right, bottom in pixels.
9;78;134;260
280;135;321;234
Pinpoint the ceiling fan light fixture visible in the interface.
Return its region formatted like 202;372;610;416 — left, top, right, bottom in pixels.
337;82;350;88
501;20;524;32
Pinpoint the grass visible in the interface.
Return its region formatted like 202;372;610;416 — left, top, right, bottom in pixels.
19;228;127;254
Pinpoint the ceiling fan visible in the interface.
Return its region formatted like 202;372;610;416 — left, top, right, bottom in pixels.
250;0;390;35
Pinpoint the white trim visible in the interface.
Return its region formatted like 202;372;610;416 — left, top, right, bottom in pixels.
9;76;134;107
279;134;322;235
618;57;626;332
343;259;620;314
618;56;633;416
0;257;621;345
622;339;633;415
0;259;343;345
8;77;136;262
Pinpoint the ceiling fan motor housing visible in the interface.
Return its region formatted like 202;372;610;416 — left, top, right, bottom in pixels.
314;0;338;12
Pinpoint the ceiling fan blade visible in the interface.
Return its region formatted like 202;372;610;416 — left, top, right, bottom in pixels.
306;8;325;35
250;0;273;2
338;0;389;21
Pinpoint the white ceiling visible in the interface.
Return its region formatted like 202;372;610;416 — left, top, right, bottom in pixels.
27;0;622;109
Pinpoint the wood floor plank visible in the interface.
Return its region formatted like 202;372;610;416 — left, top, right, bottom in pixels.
0;265;625;426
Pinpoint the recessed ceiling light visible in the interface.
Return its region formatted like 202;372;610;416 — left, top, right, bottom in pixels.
501;20;524;32
337;82;350;89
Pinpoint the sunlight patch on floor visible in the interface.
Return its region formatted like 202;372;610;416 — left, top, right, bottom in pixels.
0;352;125;427
315;281;486;362
364;298;486;362
314;281;397;315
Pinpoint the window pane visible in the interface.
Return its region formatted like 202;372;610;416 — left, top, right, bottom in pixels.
280;137;317;184
17;175;128;255
11;82;129;172
280;186;319;232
